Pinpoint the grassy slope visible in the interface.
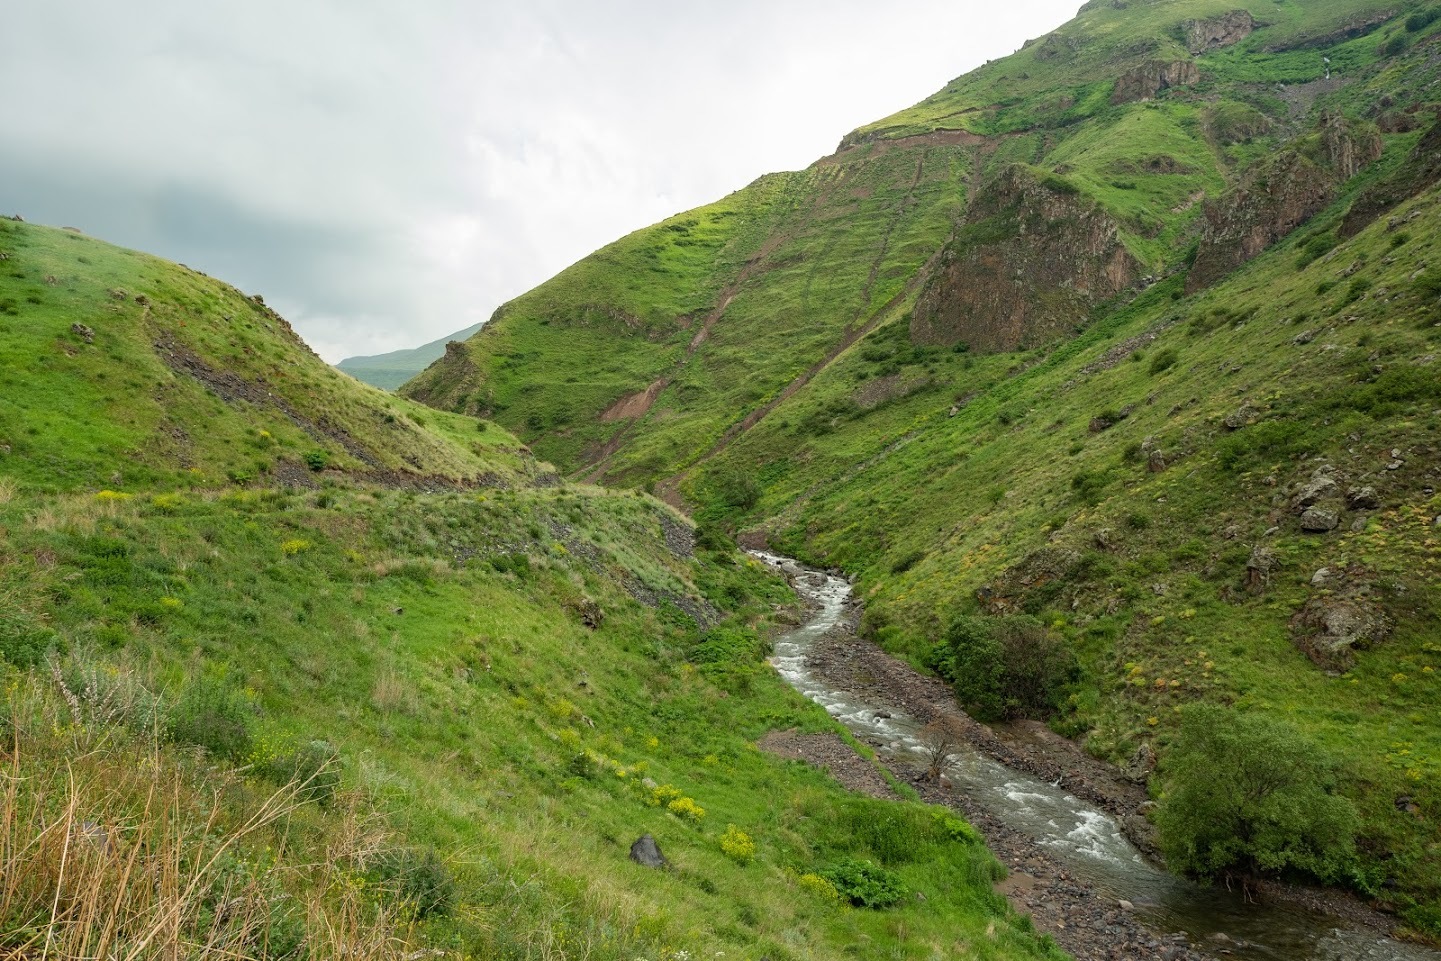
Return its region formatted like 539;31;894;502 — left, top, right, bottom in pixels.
0;220;530;493
407;0;1430;489
404;140;971;485
0;226;1063;961
699;160;1441;930
402;0;1441;938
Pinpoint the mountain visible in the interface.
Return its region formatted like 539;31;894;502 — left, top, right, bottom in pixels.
0;218;1063;960
336;322;484;390
404;0;1441;936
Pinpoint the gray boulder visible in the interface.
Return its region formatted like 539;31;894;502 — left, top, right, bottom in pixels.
1291;467;1339;511
1300;506;1341;533
629;834;668;869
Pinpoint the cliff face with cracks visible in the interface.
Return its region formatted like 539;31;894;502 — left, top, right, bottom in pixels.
1187;115;1382;292
910;165;1141;353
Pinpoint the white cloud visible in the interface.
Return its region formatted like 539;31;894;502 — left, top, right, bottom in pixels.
1;1;1080;361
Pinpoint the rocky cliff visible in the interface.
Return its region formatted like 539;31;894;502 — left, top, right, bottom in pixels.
911;166;1140;353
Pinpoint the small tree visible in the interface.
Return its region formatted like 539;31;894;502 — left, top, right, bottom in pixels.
920;716;967;781
929;615;1077;720
1156;705;1358;885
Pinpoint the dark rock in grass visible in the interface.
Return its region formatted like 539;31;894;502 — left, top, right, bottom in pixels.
1291;597;1390;668
1300;506;1341;532
1346;486;1381;510
629;834;668;869
1245;546;1277;592
1223;406;1255;430
70;323;95;344
1147;449;1167;473
1291;467;1339;511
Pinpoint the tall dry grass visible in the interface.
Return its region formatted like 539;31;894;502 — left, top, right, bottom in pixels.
0;670;414;961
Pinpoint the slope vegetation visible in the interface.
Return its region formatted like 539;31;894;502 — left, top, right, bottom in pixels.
405;0;1441;938
0;224;1063;961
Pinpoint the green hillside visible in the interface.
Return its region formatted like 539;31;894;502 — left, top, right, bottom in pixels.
0;223;1061;960
337;322;484;390
405;0;1441;937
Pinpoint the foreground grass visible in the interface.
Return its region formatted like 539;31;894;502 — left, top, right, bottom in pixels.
0;479;1064;961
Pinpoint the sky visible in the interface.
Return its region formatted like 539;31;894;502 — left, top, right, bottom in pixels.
1;2;1080;363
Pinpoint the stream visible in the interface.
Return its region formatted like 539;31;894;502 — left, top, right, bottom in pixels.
752;551;1438;961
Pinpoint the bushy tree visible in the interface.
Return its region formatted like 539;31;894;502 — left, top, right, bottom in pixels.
928;615;1077;720
1157;705;1357;884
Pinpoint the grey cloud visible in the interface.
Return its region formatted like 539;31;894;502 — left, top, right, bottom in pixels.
2;1;1080;362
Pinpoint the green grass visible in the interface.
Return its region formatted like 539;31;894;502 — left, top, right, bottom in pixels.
0;479;1064;961
397;0;1441;938
0;220;528;493
0;219;1067;960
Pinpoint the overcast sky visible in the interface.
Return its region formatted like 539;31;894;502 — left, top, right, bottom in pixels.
2;2;1080;362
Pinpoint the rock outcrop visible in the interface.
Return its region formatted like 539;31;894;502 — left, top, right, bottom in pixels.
1182;10;1256;54
1111;60;1199;105
1340;120;1441;238
1187;116;1382;292
911;166;1140;353
1291;596;1391;669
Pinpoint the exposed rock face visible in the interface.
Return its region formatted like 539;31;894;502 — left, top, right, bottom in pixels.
1291;597;1391;669
1340;120;1441;238
911;166;1140;353
1111;60;1199;104
1187;116;1382;292
1182;10;1256;54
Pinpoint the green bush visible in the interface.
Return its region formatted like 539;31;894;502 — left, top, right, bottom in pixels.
820;857;907;909
303;449;329;472
168;673;255;761
1406;8;1440;31
264;739;341;806
0;592;58;667
1156;705;1358;884
1148;347;1180;375
928;616;1077;721
689;624;768;691
373;846;456;919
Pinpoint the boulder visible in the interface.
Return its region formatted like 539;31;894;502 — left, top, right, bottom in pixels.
629;834;668;869
70;323;95;344
1292;598;1390;668
1300;506;1341;533
1346;486;1380;510
1223;406;1254;430
1147;449;1167;473
1290;467;1339;511
1245;546;1277;592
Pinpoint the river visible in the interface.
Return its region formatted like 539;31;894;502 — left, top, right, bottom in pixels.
752;551;1438;961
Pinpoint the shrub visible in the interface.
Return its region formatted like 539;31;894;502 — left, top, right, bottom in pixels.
820;857;906;909
1148;347;1180;375
303;450;329;472
1406;8;1440;31
708;468;760;510
168;673;255;761
373;847;456;919
928;615;1078;721
720;824;756;864
667;796;705;821
1156;705;1357;884
689;624;768;691
279;538;311;556
797;872;842;902
0;590;58;667
267;739;341;806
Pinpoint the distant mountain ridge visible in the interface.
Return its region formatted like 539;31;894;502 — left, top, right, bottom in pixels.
336;321;482;389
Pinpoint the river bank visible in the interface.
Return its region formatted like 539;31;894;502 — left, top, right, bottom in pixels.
753;551;1434;961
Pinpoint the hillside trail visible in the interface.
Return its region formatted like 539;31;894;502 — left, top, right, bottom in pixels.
753;550;1438;961
651;150;960;508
